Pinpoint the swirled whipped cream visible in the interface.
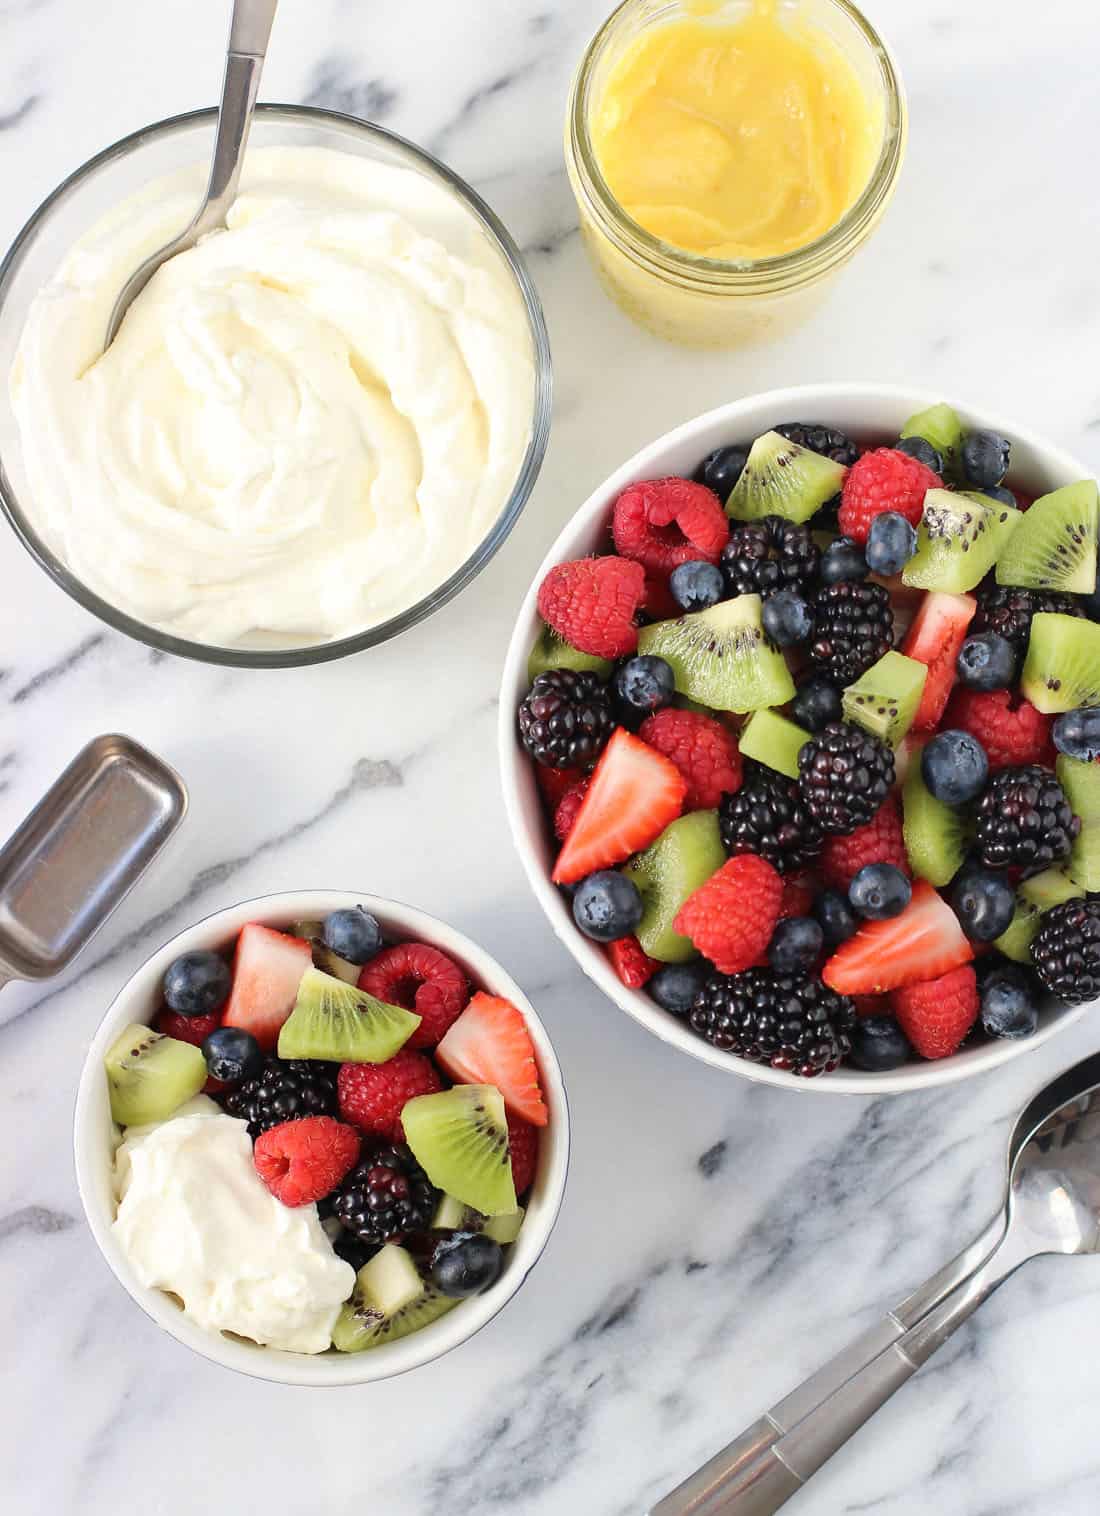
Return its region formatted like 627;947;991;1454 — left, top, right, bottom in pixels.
10;146;535;647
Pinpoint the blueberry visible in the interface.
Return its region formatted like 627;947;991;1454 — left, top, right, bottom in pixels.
322;906;383;964
848;1015;914;1071
163;950;231;1017
573;872;643;942
201;1026;263;1084
956;632;1016;691
848;864;912;920
980;973;1039;1040
865;511;918;575
669;561;725;613
813;888;859;947
895;436;943;474
820;538;868;585
960;429;1011;489
614;655;676;720
430;1232;503;1298
696;444;749;499
978;483;1017;507
921;729;989;805
649;961;709;1016
768;916;824;974
762;589;812;647
1053;706;1100;762
951;869;1016;942
791;677;843;733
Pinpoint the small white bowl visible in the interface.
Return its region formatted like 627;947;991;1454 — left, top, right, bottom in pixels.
74;891;569;1385
499;381;1095;1095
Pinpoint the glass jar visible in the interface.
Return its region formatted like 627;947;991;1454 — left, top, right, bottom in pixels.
565;0;907;348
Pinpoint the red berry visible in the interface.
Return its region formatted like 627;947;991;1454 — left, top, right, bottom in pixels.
537;556;645;659
554;778;589;841
253;1116;360;1208
222;924;313;1052
507;1113;539;1196
893;966;979;1059
436;992;549;1127
552;728;685;885
943;688;1055;771
838;449;941;545
154;1009;219;1047
820;794;909;892
852;994;890;1017
536;763;586;812
673;855;783;975
777;873;816;922
902;590;977;731
606;935;660;988
823;880;973;996
612;477;729;575
638;708;743;810
358;943;469;1049
641;570;681;622
337;1049;442;1142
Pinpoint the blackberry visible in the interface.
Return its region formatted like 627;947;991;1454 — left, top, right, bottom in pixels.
1031;898;1100;1005
973;765;1080;872
719;760;824;874
517;669;614;770
798;721;895;836
689;967;855;1076
971;584;1084;656
809;581;894;686
721;515;820;600
332;1143;438;1246
775;422;860;468
223;1057;338;1138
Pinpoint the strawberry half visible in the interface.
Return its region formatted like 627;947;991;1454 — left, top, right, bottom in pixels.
902;590;977;731
552;728;686;885
221;924;312;1052
435;991;549;1127
822;880;973;996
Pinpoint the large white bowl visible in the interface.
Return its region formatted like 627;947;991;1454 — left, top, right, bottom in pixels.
74;891;569;1385
499;382;1096;1095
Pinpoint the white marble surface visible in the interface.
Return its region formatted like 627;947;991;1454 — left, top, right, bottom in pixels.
4;1;1100;1511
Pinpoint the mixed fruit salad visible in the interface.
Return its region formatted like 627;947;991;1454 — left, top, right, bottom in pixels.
516;406;1100;1077
105;906;548;1354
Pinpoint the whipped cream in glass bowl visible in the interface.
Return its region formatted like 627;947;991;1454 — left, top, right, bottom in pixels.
0;108;551;666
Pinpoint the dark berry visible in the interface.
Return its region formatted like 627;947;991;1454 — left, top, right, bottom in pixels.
960;429;1010;489
950;869;1016;942
848;863;911;920
430;1232;504;1297
819;537;869;586
767;916;824;974
972;584;1084;654
775;422;860;468
798;722;895;835
791;676;843;733
956;632;1016;691
762;589;812;648
649;961;710;1017
332;1144;437;1246
980;970;1039;1040
614;655;675;721
973;765;1079;871
669;560;725;612
1053;706;1100;762
572;872;643;942
201;1026;263;1084
222;1057;339;1138
322;907;383;965
864;512;917;575
848;1015;913;1071
980;484;1018;507
696;444;749;499
689;967;854;1076
1032;899;1100;1004
921;729;989;806
517;669;614;770
813;888;859;947
720;760;824;874
721;516;820;601
809;580;893;685
163;950;231;1017
895;435;943;473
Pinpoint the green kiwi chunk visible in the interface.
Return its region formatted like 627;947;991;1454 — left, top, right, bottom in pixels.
726;431;847;524
902;751;967;886
402;1084;517;1217
637;595;795;712
483;1207;526;1245
527;622;612;683
105;1023;208;1128
994;867;1083;964
623;809;725;962
277;966;419;1063
995;480;1099;594
332;1246;459;1353
899;402;964;478
429;1194;526;1243
902;489;1022;593
1021;613;1100;713
1057;754;1100;890
842;651;928;746
738;709;810;779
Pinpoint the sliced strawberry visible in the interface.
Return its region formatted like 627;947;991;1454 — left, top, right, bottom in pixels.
435;991;549;1127
221;924;312;1052
822;880;973;996
901;590;977;732
552;728;686;885
606;936;659;988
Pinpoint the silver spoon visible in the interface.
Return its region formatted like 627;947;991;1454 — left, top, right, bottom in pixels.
652;1052;1100;1516
104;0;278;348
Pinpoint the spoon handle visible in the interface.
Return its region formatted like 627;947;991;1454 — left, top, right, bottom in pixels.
195;0;278;234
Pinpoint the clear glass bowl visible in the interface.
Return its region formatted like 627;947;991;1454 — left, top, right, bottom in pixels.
0;105;553;668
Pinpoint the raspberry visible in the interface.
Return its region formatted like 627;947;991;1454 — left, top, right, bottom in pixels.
777;873;816;921
820;794;909;892
607;935;659;988
943;688;1055;771
674;855;783;974
838;449;941;544
642;570;681;622
358;943;469;1049
638;708;743;810
554;778;589;840
612;477;729;575
153;1009;219;1047
537;556;645;659
253;1115;360;1208
507;1113;539;1195
337;1049;442;1142
536;763;585;811
893;965;979;1059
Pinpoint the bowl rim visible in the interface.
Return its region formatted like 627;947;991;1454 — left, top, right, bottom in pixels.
498;380;1094;1095
73;889;570;1386
0;103;553;669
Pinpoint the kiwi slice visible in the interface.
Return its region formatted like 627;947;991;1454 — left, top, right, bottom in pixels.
902;489;1022;593
527;622;612;684
899;402;963;477
483;1207;526;1245
1021;613;1100;714
430;1194;526;1243
331;1245;459;1353
1057;754;1100;890
105;1023;208;1128
738;708;810;779
902;751;967;886
726;431;848;524
637;595;795;713
994;867;1083;964
842;651;928;746
623;809;725;962
995;480;1099;594
402;1084;517;1217
277;966;419;1063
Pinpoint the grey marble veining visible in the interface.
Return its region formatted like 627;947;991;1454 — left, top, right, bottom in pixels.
4;1;1100;1512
